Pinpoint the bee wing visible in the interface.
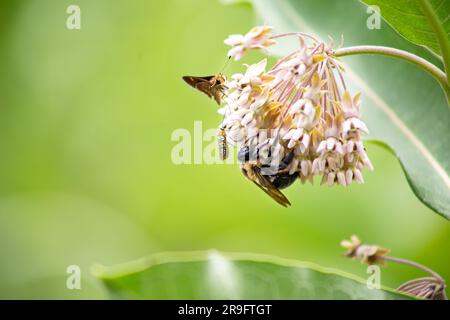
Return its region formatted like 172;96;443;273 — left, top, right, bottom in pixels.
253;168;291;207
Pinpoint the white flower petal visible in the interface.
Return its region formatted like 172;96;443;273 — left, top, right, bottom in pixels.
337;171;346;186
327;172;336;186
363;156;374;171
317;140;326;153
283;129;295;141
301;160;310;176
289;158;299;175
354;141;363;152
301;133;310;148
288;139;297;149
346;140;354;153
291;99;306;114
346;169;353;185
355;119;369;134
241;112;254;126
312;159;320;174
292;128;303;141
297;63;306;76
335;142;344;155
342;121;351;135
224;34;244;46
246;59;267;78
247;127;259;138
227;45;245;60
354;169;364;184
346;153;354;163
326;138;335;150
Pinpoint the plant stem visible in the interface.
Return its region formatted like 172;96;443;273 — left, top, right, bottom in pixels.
418;0;450;86
382;256;443;282
333;45;450;105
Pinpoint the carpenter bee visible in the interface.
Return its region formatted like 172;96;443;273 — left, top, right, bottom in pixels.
182;74;227;105
238;145;298;207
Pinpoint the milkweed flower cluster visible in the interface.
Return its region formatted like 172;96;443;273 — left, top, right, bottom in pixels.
220;26;373;187
224;26;277;61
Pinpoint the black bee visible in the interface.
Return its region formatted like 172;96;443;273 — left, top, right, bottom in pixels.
238;145;298;207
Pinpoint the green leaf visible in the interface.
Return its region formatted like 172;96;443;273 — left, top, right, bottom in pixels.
225;0;450;219
94;251;414;299
362;0;450;57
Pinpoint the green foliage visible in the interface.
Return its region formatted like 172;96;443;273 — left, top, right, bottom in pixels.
95;251;414;299
362;0;450;57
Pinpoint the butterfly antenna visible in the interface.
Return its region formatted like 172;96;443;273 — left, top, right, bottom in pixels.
219;56;231;74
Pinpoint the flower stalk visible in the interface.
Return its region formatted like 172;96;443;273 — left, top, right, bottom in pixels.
333;45;450;105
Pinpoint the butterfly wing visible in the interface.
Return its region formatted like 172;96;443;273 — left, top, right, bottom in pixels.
182;75;225;105
182;75;215;86
182;75;215;99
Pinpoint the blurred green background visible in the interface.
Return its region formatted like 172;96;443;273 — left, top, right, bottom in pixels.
0;0;448;299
